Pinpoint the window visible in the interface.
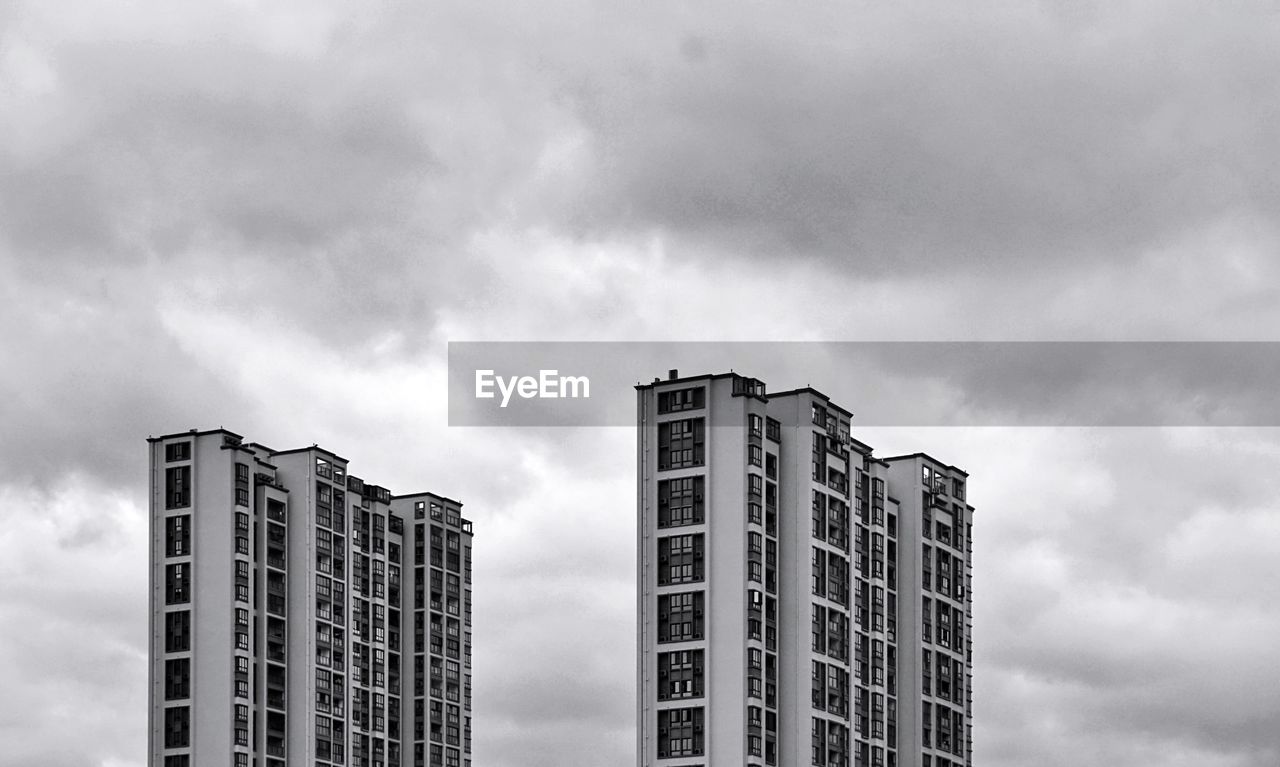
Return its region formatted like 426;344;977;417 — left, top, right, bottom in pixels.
765;417;781;442
658;476;704;528
829;554;848;606
164;658;190;700
827;497;848;550
165;441;191;462
165;563;191;605
165;610;190;652
163;756;189;767
812;660;827;710
657;386;705;413
657;649;704;700
658;418;705;470
165;466;191;509
748;444;763;467
657;591;704;643
658;534;705;585
165;516;190;557
828;666;849;717
812;491;827;540
164;706;190;748
235;463;250;507
923;596;933;643
812;717;827;766
657;707;704;757
827;611;849;663
812;548;827;596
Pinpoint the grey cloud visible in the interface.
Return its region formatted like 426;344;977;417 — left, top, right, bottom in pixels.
1;3;1279;767
0;2;566;351
527;2;1280;273
963;428;1280;766
0;266;254;490
0;487;147;767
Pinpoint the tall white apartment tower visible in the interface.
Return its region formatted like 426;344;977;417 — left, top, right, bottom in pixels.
147;429;474;767
637;372;973;767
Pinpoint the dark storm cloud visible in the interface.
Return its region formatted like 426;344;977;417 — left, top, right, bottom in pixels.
857;342;1280;425
2;2;1279;767
1;41;438;255
538;2;1280;271
0;1;565;351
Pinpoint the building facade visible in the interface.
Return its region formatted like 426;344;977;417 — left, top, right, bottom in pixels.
637;372;973;767
147;429;473;767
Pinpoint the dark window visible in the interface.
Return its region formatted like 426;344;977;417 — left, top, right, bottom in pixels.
812;717;827;766
165;563;191;605
165;658;190;700
657;706;704;757
765;417;781;442
657;649;704;700
812;660;827;710
165;516;190;557
657;591;704;643
829;554;849;606
164;706;190;748
657;386;705;414
732;376;765;397
165;466;191;510
163;757;189;767
165;611;190;652
658;534;704;585
235;463;250;507
812;548;826;596
165;442;191;462
658;476;704;528
658;418;705;470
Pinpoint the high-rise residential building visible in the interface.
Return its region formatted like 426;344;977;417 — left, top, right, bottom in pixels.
636;371;973;767
147;429;474;767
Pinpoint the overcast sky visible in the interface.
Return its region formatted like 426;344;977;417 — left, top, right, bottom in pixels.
2;1;1280;765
